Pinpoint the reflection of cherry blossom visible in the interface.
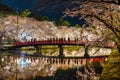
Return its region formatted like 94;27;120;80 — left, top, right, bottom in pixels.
0;55;102;80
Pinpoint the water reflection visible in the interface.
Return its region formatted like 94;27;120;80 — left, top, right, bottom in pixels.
0;50;101;80
0;55;55;79
0;51;71;79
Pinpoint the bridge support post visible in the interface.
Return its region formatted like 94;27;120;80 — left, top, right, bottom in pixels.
84;46;89;58
15;47;21;55
58;45;64;57
34;45;42;56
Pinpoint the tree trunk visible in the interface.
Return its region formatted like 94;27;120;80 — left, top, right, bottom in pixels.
115;40;120;53
115;39;120;53
84;46;89;58
117;45;120;53
0;38;2;49
0;35;4;49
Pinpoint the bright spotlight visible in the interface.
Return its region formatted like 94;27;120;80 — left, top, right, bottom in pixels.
19;57;28;67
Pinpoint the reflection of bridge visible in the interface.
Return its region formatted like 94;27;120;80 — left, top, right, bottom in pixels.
0;55;108;80
0;54;108;80
13;38;115;57
1;55;108;66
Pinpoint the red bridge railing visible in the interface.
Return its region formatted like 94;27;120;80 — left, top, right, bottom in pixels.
13;38;115;48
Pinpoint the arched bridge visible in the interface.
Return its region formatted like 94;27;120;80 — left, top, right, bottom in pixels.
13;38;115;57
14;38;114;48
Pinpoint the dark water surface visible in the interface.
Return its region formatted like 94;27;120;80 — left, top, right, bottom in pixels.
0;50;82;80
0;50;102;80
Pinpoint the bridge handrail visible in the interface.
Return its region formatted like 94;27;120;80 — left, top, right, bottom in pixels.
13;39;115;48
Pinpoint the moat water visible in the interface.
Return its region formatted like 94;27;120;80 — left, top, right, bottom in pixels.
0;50;102;80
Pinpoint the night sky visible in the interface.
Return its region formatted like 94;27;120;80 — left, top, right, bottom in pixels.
0;0;84;25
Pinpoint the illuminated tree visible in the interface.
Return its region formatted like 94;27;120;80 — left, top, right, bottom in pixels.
20;9;31;17
0;23;7;48
64;1;120;53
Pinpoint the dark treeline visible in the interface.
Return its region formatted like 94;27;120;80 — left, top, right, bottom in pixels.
0;3;15;16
